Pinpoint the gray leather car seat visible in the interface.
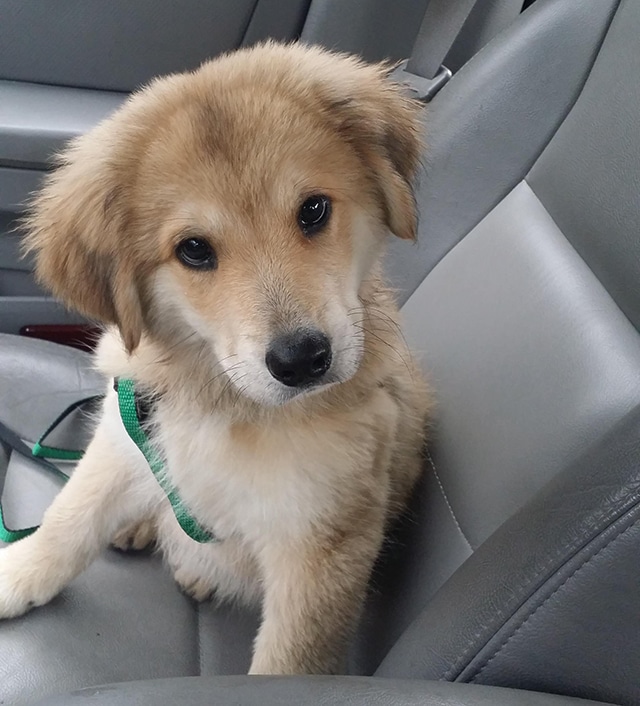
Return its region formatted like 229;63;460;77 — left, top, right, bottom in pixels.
2;0;640;704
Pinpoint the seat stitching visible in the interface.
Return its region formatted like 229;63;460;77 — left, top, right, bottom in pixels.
468;515;640;683
196;602;203;676
425;447;473;552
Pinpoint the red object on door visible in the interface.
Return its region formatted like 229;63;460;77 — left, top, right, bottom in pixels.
19;324;102;352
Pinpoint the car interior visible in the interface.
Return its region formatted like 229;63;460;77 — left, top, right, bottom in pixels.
1;0;639;704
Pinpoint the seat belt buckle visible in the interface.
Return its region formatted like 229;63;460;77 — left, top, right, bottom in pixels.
391;60;452;102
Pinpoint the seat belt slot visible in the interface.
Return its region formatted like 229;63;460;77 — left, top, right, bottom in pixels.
391;60;452;102
400;0;524;101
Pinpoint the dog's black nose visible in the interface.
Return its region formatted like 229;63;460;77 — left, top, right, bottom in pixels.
266;330;332;387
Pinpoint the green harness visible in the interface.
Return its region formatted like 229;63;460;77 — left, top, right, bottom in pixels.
114;378;214;543
0;378;216;544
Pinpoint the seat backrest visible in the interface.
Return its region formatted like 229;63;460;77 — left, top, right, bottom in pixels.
351;1;640;703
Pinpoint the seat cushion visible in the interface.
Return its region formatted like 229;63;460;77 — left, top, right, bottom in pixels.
28;675;614;706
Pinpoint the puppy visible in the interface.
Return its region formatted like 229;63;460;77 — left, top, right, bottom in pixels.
0;42;431;674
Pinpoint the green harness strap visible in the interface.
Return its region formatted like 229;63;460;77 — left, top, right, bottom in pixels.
0;380;216;545
115;378;215;544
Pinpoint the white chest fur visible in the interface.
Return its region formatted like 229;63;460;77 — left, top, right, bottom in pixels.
152;399;381;550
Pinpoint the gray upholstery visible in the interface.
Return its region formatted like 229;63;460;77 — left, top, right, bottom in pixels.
527;0;640;332
0;551;259;704
0;166;43;213
300;0;428;62
0;82;127;170
0;334;102;530
242;0;312;47
350;179;640;679
0;0;309;92
31;677;611;706
403;181;640;546
444;0;525;74
0;335;103;443
0;299;87;336
3;0;640;704
0;81;126;230
385;0;618;303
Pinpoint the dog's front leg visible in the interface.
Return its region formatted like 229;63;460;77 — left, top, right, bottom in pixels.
0;399;154;619
249;505;386;675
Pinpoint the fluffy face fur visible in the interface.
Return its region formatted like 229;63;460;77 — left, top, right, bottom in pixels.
23;42;421;407
0;42;432;675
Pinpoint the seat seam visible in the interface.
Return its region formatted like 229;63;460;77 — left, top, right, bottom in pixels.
439;479;640;682
239;0;262;44
196;602;203;677
523;175;640;344
426;447;473;552
467;514;640;683
522;0;620;178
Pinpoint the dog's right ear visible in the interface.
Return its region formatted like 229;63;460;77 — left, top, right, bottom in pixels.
22;138;144;353
317;57;423;243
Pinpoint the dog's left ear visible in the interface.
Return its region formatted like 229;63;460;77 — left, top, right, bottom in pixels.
324;63;424;241
22;132;145;353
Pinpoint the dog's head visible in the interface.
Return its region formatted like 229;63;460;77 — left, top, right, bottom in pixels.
24;42;423;407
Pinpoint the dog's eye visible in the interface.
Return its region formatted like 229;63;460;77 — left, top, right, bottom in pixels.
298;195;331;236
175;238;217;270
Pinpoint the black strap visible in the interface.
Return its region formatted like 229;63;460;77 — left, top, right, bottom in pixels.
0;420;67;480
0;419;69;542
32;395;103;461
0;397;102;542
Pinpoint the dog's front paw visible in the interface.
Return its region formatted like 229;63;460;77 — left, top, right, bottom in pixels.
173;568;215;603
0;544;55;619
111;519;156;552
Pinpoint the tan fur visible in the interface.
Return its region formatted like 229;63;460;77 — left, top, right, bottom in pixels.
0;42;431;674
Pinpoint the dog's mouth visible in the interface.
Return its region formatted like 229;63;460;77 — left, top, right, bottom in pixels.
276;373;341;401
218;326;363;408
